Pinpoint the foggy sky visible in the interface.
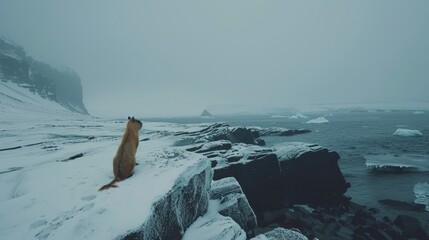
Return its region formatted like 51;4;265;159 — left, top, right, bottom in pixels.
1;0;428;117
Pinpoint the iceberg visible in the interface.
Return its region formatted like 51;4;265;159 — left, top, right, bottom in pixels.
393;128;423;137
306;117;328;124
289;113;308;119
365;154;429;172
414;182;429;211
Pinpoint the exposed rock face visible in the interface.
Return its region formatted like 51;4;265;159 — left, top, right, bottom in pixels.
251;227;308;240
183;124;350;215
0;37;88;114
249;127;311;137
274;142;350;206
212;149;282;215
210;177;257;232
120;160;213;240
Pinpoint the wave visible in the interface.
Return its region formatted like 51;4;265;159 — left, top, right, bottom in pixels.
365;154;429;172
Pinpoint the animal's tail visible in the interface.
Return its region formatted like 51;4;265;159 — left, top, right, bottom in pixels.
99;177;120;191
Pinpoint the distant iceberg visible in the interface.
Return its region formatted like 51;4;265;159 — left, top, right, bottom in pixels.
393;128;423;137
270;115;289;118
414;111;425;114
365;154;429;172
289;113;308;119
306;117;328;124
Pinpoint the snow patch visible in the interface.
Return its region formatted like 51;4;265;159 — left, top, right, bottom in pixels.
183;200;246;240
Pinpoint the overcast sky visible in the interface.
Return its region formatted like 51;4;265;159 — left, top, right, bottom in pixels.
1;0;428;117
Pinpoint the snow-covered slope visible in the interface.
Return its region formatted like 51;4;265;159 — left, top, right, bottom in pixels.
0;83;217;240
0;80;84;120
0;110;213;239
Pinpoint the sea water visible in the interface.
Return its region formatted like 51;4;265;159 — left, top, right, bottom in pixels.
148;111;429;215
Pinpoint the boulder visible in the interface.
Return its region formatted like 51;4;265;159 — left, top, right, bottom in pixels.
275;142;350;206
187;140;232;153
211;177;257;232
394;215;428;239
229;127;257;145
213;149;282;215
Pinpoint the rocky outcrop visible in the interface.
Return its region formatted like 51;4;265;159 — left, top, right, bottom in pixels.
0;37;88;114
274;142;350;207
120;159;213;240
257;201;429;240
212;149;283;215
201;109;212;117
183;124;350;215
176;123;310;147
249;127;311;137
210;177;257;232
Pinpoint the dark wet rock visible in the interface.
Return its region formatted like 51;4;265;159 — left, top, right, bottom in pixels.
186;140;232;153
210;177;257;232
251;227;308;240
352;209;376;226
249;127;311;137
58;153;84;162
394;215;428;239
255;201;420;240
121;160;212;240
254;138;266;146
275;142;350;207
229;127;257;145
140;138;150;142
213;148;282;215
197;125;257;145
379;199;426;212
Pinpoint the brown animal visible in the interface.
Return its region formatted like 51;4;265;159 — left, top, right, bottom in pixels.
99;116;142;191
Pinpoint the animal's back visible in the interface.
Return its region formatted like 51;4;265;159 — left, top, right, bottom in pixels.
113;141;137;179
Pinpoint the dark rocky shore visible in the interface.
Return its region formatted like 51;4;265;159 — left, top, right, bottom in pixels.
180;123;429;240
122;122;428;240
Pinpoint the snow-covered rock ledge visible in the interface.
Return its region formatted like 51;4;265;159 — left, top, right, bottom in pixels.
0;116;213;240
121;156;212;240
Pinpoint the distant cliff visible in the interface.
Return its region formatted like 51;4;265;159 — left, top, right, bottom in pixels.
0;37;88;114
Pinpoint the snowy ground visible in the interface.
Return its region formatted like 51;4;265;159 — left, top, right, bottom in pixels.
0;80;215;239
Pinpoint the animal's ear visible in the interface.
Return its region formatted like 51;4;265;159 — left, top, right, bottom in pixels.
128;116;131;120
132;116;135;122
